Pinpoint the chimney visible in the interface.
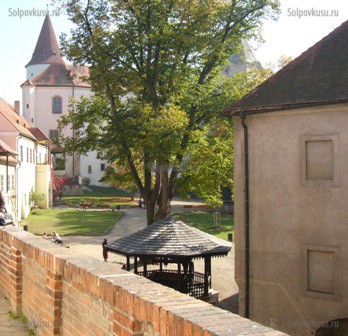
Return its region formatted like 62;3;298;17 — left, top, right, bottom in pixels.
14;101;20;115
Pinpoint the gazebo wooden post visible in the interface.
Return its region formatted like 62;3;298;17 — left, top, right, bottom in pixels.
177;260;182;291
144;262;147;277
204;256;212;297
159;258;163;272
134;257;138;274
126;256;130;271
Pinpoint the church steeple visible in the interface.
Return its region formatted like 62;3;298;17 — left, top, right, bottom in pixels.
26;15;64;68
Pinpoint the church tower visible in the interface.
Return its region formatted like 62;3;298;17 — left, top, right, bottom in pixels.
21;15;107;185
25;15;65;81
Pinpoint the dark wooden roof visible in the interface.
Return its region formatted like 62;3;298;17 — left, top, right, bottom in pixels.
225;20;348;116
106;217;232;258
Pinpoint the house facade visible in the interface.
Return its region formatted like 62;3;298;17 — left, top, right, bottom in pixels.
0;98;52;221
226;21;348;335
22;15;107;186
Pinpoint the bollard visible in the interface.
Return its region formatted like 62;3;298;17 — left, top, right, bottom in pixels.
23;225;28;231
228;233;233;242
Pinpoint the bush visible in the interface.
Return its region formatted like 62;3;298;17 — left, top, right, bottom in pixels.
82;177;91;186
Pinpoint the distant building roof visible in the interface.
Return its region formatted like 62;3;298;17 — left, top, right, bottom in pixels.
0;139;17;155
225;20;348;115
106;217;232;258
27;63;90;87
223;39;262;77
26;15;65;67
0;99;50;144
28;127;50;142
0;98;35;140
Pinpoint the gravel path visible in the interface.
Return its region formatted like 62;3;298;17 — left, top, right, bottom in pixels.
61;201;239;314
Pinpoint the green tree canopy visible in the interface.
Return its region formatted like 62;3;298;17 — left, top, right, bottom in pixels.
58;0;279;224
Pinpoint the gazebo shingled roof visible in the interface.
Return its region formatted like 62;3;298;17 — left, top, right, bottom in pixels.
106;217;232;258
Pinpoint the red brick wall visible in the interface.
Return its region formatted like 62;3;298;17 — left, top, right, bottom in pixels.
0;226;287;336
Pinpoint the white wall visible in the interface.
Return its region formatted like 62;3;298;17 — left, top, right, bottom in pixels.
24;84;105;181
16;137;37;219
80;152;108;186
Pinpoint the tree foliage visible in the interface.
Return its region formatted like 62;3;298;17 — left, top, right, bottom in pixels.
58;0;279;224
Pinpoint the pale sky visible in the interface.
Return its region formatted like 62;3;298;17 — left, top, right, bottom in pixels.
0;0;346;106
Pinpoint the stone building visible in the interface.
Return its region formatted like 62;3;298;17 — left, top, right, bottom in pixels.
226;20;348;335
22;15;107;186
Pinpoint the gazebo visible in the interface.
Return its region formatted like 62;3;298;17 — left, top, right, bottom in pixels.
106;217;232;300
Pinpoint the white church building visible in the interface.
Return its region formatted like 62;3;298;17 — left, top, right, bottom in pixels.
21;15;107;186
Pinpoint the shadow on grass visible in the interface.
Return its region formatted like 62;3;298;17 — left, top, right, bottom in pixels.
25;209;124;236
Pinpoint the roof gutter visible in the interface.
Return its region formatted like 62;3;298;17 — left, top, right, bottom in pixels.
240;111;250;318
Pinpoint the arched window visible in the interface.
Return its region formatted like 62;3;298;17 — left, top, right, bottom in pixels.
52;96;62;114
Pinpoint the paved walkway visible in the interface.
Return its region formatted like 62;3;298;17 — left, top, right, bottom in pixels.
0;297;28;335
63;201;239;313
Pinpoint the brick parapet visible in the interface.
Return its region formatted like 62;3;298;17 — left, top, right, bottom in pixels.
0;226;287;336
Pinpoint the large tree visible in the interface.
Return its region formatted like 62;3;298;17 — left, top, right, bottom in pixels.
58;0;279;224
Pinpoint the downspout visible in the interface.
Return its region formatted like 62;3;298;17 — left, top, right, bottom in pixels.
72;86;75;177
240;111;250;318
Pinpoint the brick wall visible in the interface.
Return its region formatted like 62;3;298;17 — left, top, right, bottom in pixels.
0;226;286;336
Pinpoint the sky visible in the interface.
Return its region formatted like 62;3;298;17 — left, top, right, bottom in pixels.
0;0;346;106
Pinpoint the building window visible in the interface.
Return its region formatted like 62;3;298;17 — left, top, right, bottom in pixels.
11;175;15;192
302;245;341;301
101;163;105;171
26;104;29;108
300;134;339;187
52;96;62;114
88;165;92;174
20;146;23;162
39;153;42;164
30;149;33;163
26;148;29;162
53;153;65;170
0;175;4;192
49;130;59;142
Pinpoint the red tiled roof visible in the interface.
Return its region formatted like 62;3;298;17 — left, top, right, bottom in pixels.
30;64;90;87
225;20;348;115
0;99;35;139
28;127;51;142
26;15;65;67
0;139;17;155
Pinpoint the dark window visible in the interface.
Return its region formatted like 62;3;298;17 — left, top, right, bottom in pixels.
20;146;23;162
49;130;59;142
26;148;29;162
26;104;29;108
52;96;62;114
88;165;92;174
53;153;65;170
101;163;105;171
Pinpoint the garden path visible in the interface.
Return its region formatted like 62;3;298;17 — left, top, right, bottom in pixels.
59;200;239;313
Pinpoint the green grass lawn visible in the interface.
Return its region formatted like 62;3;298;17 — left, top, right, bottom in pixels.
173;211;234;241
62;186;137;207
23;208;124;236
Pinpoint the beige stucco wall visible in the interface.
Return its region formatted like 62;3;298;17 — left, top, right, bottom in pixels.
233;103;348;336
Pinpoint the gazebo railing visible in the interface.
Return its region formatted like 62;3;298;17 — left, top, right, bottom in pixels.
137;270;208;298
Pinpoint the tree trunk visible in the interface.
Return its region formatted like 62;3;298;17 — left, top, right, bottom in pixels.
146;201;156;225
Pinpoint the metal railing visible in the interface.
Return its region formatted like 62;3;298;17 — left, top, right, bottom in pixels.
138;269;208;298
